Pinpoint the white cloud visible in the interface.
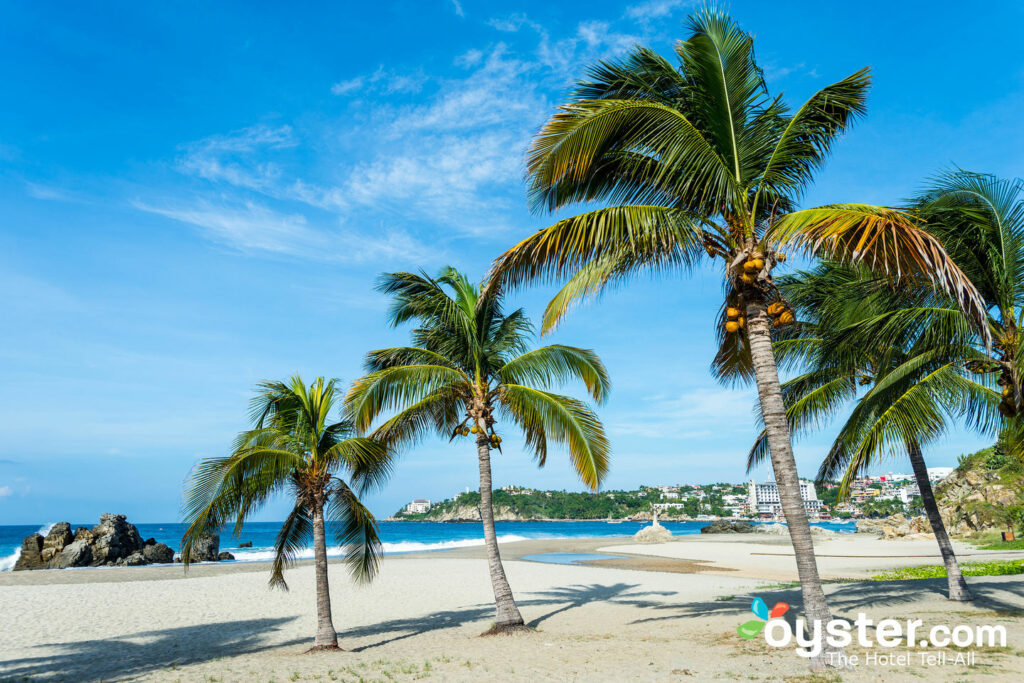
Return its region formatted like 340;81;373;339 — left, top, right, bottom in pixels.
331;66;425;97
451;0;464;18
133;199;433;264
0;486;11;497
625;0;693;21
610;387;760;439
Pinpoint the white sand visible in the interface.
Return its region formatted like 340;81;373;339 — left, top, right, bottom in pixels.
2;536;1023;681
600;534;1024;580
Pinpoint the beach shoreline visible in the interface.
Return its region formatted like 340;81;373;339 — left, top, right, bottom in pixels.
3;532;1023;681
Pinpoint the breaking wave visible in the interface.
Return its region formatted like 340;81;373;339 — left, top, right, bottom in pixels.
226;533;531;563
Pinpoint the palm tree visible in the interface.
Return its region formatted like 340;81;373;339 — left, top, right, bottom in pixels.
182;375;390;651
747;262;997;601
488;8;988;657
345;267;610;634
914;171;1024;456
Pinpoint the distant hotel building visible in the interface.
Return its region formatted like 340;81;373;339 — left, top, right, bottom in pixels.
405;499;431;514
747;479;822;517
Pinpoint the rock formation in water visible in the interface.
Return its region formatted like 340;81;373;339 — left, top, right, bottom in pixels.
13;514;177;571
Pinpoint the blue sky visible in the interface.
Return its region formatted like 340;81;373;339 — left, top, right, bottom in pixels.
1;1;1022;524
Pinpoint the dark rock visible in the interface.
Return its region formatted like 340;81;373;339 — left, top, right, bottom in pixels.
40;523;74;562
89;513;144;566
700;520;756;534
190;533;220;562
50;539;93;569
239;541;253;548
13;534;45;571
217;551;235;561
144;538;157;546
123;551;147;566
142;542;174;564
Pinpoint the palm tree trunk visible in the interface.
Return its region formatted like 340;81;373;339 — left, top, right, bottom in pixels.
745;300;841;668
311;501;339;649
475;427;528;634
907;441;972;601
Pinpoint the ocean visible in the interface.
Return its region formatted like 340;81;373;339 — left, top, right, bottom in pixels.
0;519;856;572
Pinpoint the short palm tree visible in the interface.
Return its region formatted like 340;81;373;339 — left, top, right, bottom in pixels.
182;375;390;650
488;8;987;655
346;267;609;633
747;262;997;601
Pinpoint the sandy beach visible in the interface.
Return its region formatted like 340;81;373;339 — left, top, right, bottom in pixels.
2;533;1023;682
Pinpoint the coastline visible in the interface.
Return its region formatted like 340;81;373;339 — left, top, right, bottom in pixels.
3;532;1024;681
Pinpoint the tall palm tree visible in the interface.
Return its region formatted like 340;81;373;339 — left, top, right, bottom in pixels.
914;171;1024;456
345;267;609;634
182;375;390;651
488;8;988;657
747;262;998;601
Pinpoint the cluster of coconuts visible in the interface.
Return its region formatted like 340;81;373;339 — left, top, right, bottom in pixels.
736;252;786;285
998;376;1019;417
455;424;503;446
724;306;745;333
767;301;795;327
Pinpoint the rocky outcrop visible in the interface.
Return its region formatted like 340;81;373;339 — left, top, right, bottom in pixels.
190;533;221;561
13;514;178;571
855;514;935;539
755;523;842;538
935;465;1023;536
13;534;46;571
634;521;673;543
700;520;756;534
142;542;174;564
218;551;235;561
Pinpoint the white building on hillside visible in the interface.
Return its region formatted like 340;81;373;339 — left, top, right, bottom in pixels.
927;467;954;483
748;480;822;517
405;499;431;514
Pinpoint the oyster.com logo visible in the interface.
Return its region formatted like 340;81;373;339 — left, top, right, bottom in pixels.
737;597;789;639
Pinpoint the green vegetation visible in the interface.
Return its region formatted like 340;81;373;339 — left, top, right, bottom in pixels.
181;376;391;650
858;497;907;519
393;484;741;520
870;560;1024;581
346;267;610;633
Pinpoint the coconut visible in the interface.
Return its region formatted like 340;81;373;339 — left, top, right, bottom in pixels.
767;302;785;315
778;312;795;325
737;317;746;329
726;306;740;318
776;253;787;262
743;260;759;272
725;321;740;333
470;426;480;434
750;258;765;270
741;273;755;284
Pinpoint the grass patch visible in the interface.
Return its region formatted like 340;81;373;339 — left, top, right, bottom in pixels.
870;559;1024;581
976;539;1024;550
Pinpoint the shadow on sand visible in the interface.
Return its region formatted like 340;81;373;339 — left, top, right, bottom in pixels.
0;617;304;682
628;576;1024;627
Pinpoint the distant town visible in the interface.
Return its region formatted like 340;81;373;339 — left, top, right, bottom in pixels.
394;468;955;522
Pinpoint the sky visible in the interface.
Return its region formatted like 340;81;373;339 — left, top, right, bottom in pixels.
1;0;1022;525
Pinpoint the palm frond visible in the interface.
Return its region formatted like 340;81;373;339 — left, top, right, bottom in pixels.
770;204;990;347
269;500;313;590
326;480;383;584
498;384;609;490
498;345;610;403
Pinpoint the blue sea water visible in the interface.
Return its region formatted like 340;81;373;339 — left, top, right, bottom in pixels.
0;519;855;571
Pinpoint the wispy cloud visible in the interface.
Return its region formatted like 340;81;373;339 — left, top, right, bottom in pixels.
331;65;425;97
610;387;759;439
133;199;433;263
0;486;12;497
450;0;464;19
625;0;694;21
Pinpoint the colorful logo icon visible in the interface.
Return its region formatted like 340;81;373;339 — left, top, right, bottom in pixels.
737;597;789;639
